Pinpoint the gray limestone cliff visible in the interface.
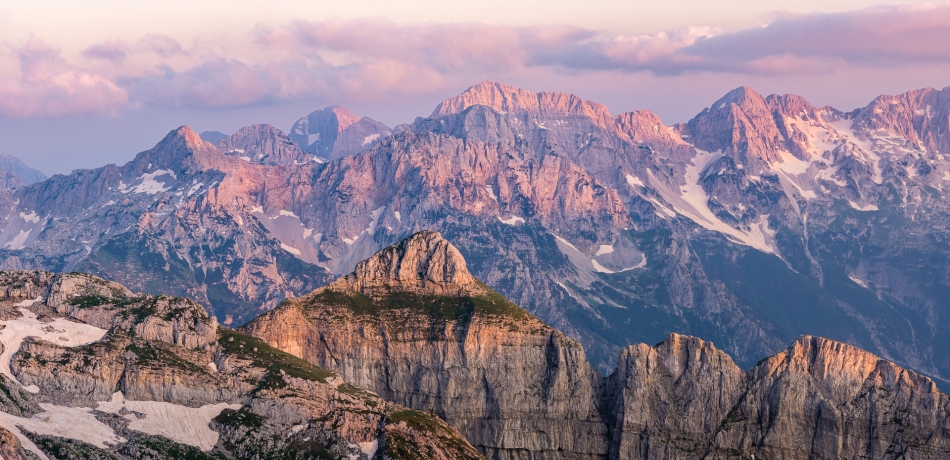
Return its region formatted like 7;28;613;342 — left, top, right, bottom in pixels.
246;231;950;460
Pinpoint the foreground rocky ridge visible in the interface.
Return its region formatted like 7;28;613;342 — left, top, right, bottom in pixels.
0;270;485;460
248;232;950;459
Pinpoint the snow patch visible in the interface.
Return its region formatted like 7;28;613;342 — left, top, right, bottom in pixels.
280;243;302;256
362;134;380;146
239;156;251;162
848;201;879;211
591;259;615;273
625;174;644;187
485;185;497;201
0;306;107;387
646;152;775;253
308;133;320;146
849;276;868;288
394;211;401;222
97;392;240;451
497;215;525;226
0;403;124;455
944;171;950;181
19;212;40;224
122;170;177;195
5;229;32;250
278;210;299;218
359;439;379;458
594;245;614;256
187;182;204;196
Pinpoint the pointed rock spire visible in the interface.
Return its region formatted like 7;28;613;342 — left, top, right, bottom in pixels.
331;230;482;297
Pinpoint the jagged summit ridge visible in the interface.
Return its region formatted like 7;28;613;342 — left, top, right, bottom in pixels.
332;230;482;297
215;123;310;166
433;80;615;128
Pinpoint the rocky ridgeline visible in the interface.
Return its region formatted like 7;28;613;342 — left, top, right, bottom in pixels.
4;79;950;395
0;270;485;460
247;232;950;460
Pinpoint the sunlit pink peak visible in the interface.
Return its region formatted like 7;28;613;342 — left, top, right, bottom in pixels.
326;105;361;132
432;81;614;128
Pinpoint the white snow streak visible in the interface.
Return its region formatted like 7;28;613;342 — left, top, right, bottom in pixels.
5;229;31;250
18;212;40;224
0;305;107;388
97;392;240;451
594;245;614;256
123;170;177;195
0;404;124;455
281;243;302;256
848;201;879;211
625;174;644;187
497;215;525;226
362;134;380;146
485;185;497;201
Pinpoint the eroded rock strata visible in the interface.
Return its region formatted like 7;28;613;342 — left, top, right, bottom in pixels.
0;270;485;460
247;231;950;460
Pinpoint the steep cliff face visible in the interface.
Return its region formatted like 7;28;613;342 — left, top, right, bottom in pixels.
0;270;485;460
713;336;950;459
604;334;747;459
245;231;610;459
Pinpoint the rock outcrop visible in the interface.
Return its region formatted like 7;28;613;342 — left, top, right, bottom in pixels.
246;231;610;459
0;270;485;460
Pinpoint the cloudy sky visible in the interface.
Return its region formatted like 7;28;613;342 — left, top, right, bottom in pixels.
2;0;949;174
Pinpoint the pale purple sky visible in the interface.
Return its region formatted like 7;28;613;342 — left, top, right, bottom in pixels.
1;0;948;175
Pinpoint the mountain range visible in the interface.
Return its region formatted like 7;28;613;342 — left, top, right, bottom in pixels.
0;80;948;394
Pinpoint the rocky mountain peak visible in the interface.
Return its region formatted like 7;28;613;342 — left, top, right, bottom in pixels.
615;109;687;147
750;334;946;404
432;80;614;128
130;125;220;175
850;86;950;153
290;106;390;160
331;230;482;298
685;87;819;163
215;124;309;166
0;155;45;186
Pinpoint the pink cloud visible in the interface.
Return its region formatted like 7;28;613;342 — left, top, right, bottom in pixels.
0;38;128;117
3;4;950;117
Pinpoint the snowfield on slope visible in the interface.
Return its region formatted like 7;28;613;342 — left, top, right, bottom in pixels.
0;301;107;391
